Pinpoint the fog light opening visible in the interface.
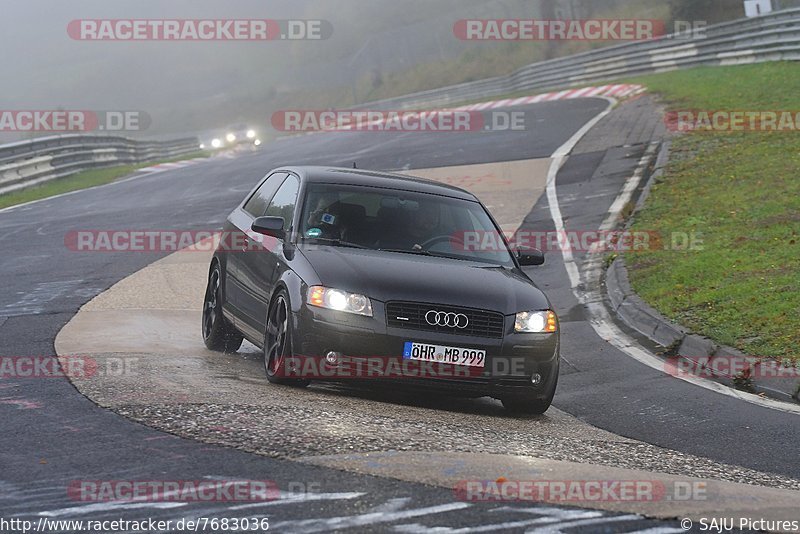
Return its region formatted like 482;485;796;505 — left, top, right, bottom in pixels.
325;351;341;365
531;373;542;386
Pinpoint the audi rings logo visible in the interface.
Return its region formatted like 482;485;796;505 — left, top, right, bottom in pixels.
425;310;469;329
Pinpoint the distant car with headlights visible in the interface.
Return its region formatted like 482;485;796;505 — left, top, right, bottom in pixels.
202;166;559;414
204;124;261;150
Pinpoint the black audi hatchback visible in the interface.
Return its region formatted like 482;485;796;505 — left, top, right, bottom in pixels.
202;166;559;414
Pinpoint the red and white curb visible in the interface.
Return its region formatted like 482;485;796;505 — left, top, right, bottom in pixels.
454;84;645;111
279;84;646;136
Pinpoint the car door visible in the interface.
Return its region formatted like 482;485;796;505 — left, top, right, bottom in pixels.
225;172;288;323
236;173;300;339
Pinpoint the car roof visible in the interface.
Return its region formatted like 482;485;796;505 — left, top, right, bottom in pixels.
277;166;477;201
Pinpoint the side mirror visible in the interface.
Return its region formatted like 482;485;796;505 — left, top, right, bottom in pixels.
251;216;285;240
517;248;545;266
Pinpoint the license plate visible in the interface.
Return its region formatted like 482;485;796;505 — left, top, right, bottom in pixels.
403;341;486;368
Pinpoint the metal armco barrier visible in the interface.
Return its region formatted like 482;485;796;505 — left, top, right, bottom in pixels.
0;134;199;196
5;9;797;196
353;8;800;111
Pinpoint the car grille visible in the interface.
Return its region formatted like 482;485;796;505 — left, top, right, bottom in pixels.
386;302;505;339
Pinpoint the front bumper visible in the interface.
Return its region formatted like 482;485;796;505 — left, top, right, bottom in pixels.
289;301;559;399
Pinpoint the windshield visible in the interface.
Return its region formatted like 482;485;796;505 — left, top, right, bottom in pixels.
299;183;515;267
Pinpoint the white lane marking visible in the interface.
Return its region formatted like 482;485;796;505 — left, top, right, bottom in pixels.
601;142;659;231
197;476;365;510
269;502;469;533
545;96;618;289
371;497;414;513
393;525;454;533
529;514;641;533
394;508;605;533
148;492;366;534
225;491;366;511
38;501;187;517
39;478;296;519
139;161;198;173
546;113;800;415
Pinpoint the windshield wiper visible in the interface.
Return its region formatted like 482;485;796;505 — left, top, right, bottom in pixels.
378;248;432;256
303;237;369;249
380;247;506;266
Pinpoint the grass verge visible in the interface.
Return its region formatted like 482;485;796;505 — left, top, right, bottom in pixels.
0;151;210;210
625;62;800;361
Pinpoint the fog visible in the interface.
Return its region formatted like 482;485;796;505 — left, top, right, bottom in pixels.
1;0;740;142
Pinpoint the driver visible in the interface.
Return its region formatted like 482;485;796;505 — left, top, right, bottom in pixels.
379;200;440;250
305;192;341;239
409;201;440;244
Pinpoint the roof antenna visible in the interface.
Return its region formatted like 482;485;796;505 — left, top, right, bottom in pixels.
352;162;357;169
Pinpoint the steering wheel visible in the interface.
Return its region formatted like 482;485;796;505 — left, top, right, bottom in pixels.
420;234;464;250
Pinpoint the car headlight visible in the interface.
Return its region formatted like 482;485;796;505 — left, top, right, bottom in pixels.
514;310;557;333
307;286;373;317
226;133;236;143
246;129;256;139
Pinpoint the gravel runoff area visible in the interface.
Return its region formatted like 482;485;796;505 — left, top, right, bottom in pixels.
80;349;800;493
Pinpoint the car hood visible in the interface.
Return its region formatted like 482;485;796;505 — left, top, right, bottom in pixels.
298;246;550;314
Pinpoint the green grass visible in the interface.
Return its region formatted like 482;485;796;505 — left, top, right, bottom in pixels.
625;62;800;362
0;151;210;210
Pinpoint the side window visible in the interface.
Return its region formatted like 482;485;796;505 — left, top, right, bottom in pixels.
243;172;288;217
264;174;300;231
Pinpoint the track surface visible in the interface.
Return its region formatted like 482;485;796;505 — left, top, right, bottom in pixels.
0;97;796;530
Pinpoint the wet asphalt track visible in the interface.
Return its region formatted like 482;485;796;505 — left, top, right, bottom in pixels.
0;97;795;531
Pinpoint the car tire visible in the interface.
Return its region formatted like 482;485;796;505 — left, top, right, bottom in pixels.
264;290;309;387
202;262;244;353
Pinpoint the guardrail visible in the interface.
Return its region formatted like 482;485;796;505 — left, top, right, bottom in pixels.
354;8;800;111
6;8;797;196
0;134;199;196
